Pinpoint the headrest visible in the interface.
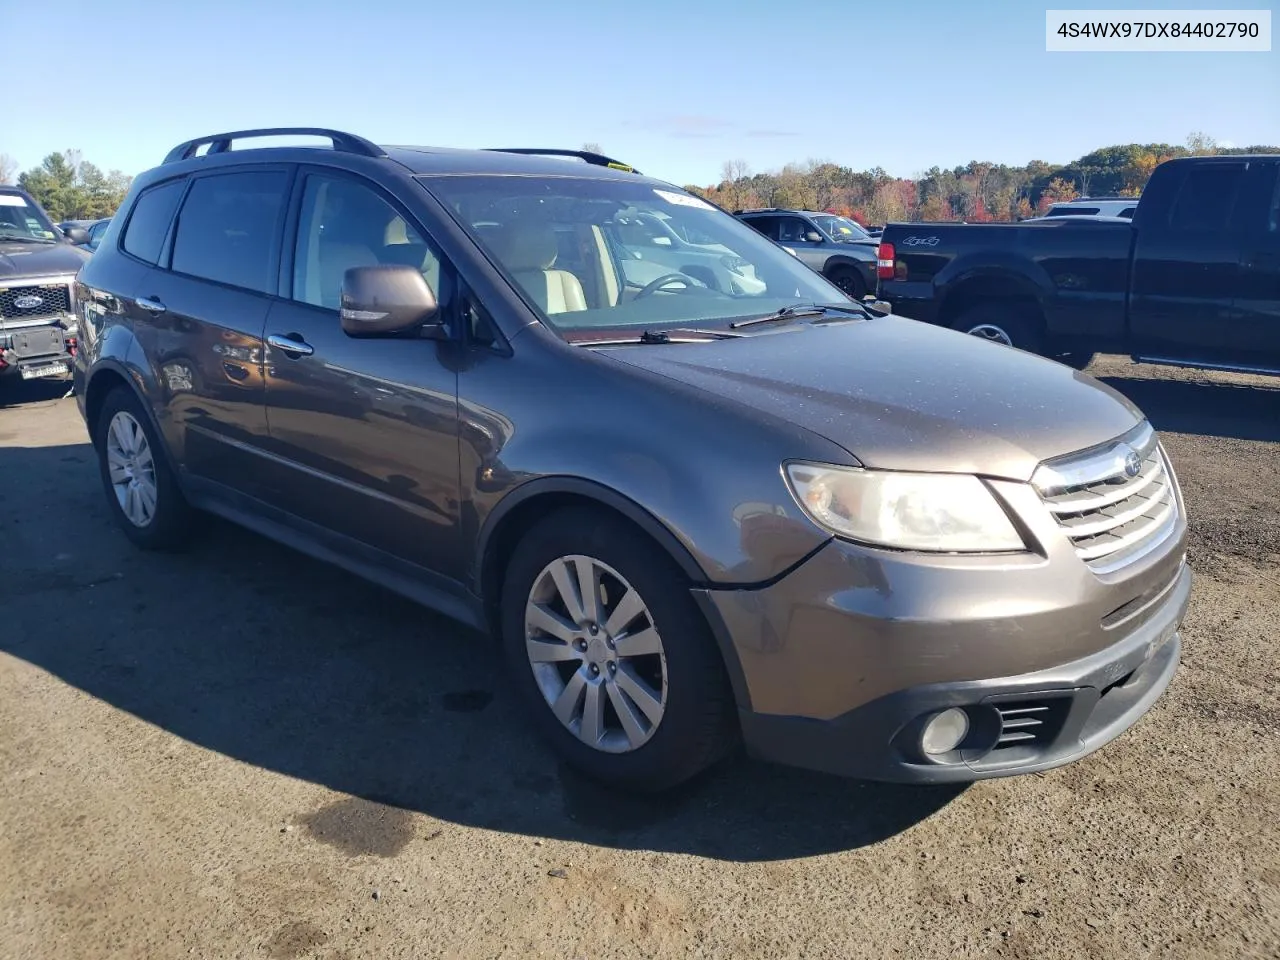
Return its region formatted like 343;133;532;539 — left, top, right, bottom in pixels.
490;223;558;272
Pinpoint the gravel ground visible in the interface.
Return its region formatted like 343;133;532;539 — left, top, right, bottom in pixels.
1;356;1277;960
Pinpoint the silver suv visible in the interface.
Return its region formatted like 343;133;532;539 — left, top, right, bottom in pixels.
737;208;879;299
74;129;1190;791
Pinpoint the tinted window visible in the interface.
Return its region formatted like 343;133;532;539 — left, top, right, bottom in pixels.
1047;207;1100;216
1268;166;1280;233
1168;165;1243;232
743;216;778;240
1118;208;1136;219
291;174;445;310
170;171;288;293
121;180;184;264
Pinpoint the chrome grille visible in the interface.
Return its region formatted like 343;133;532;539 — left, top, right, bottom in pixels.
0;283;72;322
1034;423;1179;572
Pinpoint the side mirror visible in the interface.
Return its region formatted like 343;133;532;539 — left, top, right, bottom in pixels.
804;231;823;243
65;227;90;245
340;264;442;338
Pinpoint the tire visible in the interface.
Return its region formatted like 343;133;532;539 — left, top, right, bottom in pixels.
1055;350;1097;371
94;386;195;550
950;303;1044;355
828;265;867;301
500;507;736;791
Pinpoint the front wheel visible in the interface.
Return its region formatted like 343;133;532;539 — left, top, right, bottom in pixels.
500;508;736;791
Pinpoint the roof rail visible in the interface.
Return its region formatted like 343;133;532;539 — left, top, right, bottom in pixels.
163;127;386;164
484;148;640;175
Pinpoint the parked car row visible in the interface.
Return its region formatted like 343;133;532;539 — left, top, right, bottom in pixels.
68;127;1190;794
876;154;1280;377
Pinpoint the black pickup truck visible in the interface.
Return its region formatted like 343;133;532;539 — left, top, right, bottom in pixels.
876;155;1280;375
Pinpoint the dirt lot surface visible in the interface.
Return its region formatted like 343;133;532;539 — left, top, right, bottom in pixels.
1;357;1278;960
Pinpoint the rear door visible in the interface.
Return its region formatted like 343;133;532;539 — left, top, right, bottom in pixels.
1128;161;1247;364
1232;160;1280;370
138;167;290;495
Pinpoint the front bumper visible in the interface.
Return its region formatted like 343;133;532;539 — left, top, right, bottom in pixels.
737;563;1187;782
697;499;1190;782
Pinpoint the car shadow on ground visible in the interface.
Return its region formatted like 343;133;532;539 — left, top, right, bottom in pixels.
0;376;74;408
1;439;964;864
1095;370;1280;443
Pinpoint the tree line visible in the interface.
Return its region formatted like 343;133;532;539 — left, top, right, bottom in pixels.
683;133;1279;225
5;133;1278;227
0;151;133;221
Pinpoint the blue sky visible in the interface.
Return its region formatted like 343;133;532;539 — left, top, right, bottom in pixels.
7;0;1278;185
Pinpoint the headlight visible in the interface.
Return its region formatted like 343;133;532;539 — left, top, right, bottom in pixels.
784;463;1024;552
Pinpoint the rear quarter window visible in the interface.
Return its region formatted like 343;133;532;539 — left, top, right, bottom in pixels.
121;180;185;264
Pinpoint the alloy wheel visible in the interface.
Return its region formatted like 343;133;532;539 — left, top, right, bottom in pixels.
524;554;668;753
105;410;158;528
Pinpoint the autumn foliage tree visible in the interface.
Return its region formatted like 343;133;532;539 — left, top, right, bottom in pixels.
698;132;1276;224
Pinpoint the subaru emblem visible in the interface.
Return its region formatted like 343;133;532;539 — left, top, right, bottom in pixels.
1123;449;1142;478
13;294;43;310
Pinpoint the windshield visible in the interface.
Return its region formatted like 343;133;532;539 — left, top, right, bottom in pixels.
810;214;870;242
0;193;58;241
422;175;845;336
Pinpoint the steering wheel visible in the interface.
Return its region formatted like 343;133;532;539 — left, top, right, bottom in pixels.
634;273;700;299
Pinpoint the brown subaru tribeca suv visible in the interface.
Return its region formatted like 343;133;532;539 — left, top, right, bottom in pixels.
73;129;1190;791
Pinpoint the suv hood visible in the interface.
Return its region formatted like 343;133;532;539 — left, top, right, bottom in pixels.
600;314;1143;481
0;241;89;280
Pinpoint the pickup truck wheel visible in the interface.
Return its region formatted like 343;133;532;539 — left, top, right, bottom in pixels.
94;387;195;550
828;266;866;300
951;305;1043;354
501;507;736;792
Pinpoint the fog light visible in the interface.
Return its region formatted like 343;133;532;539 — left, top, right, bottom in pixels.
921;708;969;756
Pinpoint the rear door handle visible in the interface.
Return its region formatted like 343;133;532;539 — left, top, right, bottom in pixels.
135;296;166;314
267;333;314;358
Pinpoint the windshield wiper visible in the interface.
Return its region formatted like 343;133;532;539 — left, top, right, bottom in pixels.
579;327;746;346
0;234;56;244
730;302;869;329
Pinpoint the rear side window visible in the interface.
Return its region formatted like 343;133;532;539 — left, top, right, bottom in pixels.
121;180;184;264
1168;165;1243;232
1046;207;1100;216
743;216;778;240
170;171;289;293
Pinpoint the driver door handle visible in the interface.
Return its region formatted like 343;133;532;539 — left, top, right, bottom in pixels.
135;296;166;315
267;333;314;358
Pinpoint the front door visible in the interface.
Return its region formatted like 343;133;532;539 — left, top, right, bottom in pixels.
260;169;462;580
1232;160;1280;370
1128;161;1247;364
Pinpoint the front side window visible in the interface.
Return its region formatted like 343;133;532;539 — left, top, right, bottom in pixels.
423;175;841;335
170;171;289;293
777;218;812;243
122;180;185;264
292;175;445;311
0;192;58;242
1168;165;1243;232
